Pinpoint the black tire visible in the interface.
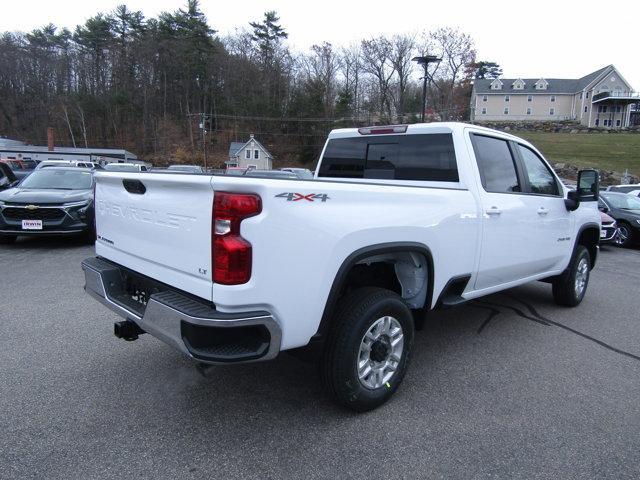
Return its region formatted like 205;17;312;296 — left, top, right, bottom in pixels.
552;245;591;307
614;222;633;248
0;234;16;245
322;287;414;412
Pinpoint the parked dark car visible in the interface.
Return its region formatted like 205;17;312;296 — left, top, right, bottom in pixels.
0;158;34;181
605;184;640;194
0;163;17;191
0;167;95;244
599;192;640;248
599;211;618;245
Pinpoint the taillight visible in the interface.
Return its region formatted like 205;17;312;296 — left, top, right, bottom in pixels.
212;192;262;285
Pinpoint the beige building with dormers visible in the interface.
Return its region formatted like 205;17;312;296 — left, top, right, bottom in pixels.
470;65;639;129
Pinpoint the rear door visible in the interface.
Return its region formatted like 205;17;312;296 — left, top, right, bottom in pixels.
470;133;540;290
94;172;214;300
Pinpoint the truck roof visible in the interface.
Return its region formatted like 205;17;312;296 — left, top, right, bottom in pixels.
327;122;524;143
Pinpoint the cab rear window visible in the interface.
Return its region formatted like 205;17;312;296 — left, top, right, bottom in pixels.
318;133;458;182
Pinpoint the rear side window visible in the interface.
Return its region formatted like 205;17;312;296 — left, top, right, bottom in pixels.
318;133;458;182
517;144;560;196
471;134;520;193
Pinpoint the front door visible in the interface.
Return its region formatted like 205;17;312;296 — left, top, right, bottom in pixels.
513;143;573;272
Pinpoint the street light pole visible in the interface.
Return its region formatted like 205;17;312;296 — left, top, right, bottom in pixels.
412;55;441;123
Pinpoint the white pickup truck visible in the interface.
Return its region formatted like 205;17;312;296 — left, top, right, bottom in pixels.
82;122;601;411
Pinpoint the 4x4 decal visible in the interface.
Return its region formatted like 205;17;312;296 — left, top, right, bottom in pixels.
275;192;330;202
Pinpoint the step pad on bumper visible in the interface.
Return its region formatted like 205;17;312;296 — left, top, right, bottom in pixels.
82;256;281;364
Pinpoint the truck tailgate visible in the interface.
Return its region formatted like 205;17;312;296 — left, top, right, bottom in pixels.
94;172;214;300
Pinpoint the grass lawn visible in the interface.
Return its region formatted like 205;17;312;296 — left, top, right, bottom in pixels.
517;132;640;176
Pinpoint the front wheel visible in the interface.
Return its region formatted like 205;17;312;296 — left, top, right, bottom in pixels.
552;245;591;307
322;287;414;412
614;222;632;248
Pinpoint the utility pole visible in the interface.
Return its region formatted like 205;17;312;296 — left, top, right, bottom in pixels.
412;55;442;123
200;113;208;171
189;112;212;171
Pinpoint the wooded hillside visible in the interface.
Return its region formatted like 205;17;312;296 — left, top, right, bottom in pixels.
0;1;482;166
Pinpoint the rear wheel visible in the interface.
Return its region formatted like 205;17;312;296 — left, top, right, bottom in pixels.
322;287;414;412
552;245;590;307
614;222;632;248
0;234;16;245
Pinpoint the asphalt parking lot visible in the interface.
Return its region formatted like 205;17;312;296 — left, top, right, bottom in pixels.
1;238;639;479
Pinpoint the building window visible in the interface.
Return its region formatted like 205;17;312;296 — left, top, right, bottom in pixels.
580;93;583;99
586;92;589;98
245;150;251;159
482;95;487;102
550;95;556;102
616;106;622;113
616;119;621;127
504;107;509;115
504;95;510;102
595;119;600;126
527;95;532;102
549;108;555;115
481;107;487;114
526;107;532;115
584;106;588;112
254;149;260;159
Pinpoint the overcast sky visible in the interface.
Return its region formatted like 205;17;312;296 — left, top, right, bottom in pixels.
1;0;639;87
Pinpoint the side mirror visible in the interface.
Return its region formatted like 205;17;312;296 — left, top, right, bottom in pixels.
577;169;599;201
565;189;580;211
599;204;609;213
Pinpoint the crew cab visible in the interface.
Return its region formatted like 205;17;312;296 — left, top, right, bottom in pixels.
81;123;601;411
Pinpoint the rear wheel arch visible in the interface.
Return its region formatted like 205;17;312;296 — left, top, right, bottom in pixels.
315;242;434;339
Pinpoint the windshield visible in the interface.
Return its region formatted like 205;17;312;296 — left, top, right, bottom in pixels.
19;169;93;190
602;193;640;210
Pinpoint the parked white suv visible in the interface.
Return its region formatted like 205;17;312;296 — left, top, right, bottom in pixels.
82;123;601;411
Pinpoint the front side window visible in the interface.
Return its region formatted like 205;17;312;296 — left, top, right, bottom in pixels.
318;133;458;182
517;144;559;196
471;135;520;193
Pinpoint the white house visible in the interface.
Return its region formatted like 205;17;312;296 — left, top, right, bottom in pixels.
227;134;273;170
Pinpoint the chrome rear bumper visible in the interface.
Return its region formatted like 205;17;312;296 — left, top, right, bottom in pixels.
82;257;281;364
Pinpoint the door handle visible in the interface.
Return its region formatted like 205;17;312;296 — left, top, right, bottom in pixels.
486;207;502;216
537;207;549;215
